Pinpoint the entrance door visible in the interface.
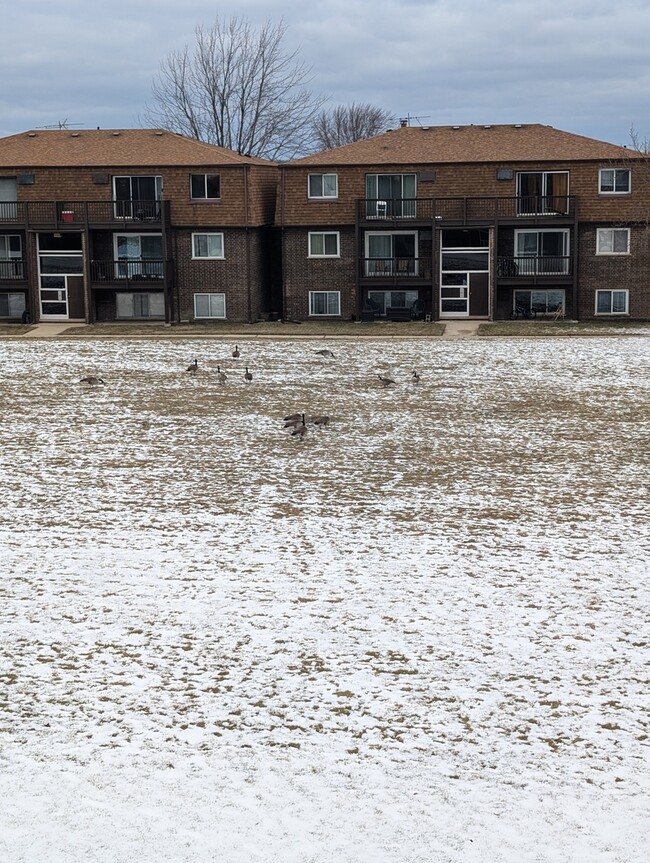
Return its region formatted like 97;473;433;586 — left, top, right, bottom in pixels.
440;275;469;317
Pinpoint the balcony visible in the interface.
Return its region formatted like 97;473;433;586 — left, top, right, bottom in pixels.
358;196;576;225
497;255;572;279
0;200;168;228
360;257;432;281
90;259;166;283
0;260;25;280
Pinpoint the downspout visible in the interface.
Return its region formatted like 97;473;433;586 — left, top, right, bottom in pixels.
279;166;286;320
571;198;579;320
244;165;252;323
161;199;171;324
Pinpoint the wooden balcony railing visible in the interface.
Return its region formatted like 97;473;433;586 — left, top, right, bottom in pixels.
0;200;167;227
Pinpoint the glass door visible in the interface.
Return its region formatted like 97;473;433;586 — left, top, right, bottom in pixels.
440;274;469;317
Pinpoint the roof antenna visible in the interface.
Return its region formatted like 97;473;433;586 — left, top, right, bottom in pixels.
399;113;431;127
36;119;84;130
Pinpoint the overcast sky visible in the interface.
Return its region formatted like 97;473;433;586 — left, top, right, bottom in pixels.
3;0;650;148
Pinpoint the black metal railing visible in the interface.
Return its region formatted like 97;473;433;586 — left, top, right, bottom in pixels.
0;260;25;279
90;259;165;281
497;255;571;277
358;196;576;223
360;257;432;279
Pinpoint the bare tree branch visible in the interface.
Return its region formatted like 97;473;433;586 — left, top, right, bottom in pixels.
143;16;327;159
312;103;396;150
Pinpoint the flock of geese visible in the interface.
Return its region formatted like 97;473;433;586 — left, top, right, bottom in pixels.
79;343;422;440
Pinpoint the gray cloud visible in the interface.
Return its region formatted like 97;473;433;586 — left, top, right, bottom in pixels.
1;0;648;146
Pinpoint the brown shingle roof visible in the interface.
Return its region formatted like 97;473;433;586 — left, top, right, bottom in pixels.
286;124;636;166
0;129;276;168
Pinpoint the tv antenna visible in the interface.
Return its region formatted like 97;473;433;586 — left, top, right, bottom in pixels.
399;114;431;127
36;120;84;130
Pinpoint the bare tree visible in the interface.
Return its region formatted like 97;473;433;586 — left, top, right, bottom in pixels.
312;103;396;150
143;17;326;159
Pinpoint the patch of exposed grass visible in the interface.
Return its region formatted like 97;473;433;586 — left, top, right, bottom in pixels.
478;320;650;336
55;320;446;338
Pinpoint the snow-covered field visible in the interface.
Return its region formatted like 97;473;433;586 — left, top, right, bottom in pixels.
1;335;649;863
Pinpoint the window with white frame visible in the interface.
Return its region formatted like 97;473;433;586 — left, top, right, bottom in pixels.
308;173;338;198
596;289;628;314
308;232;340;257
192;233;224;259
596;228;630;254
599;168;630;194
190;174;221;199
309;291;341;316
194;292;226;319
114;233;163;278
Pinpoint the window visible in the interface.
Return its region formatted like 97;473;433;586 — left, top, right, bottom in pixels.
599;169;630;194
194;293;226;319
190;174;221;200
596;290;628;315
513;289;565;316
367;290;419;316
114;234;163;278
596;228;630;254
116;292;165;319
517;171;569;215
309;291;340;316
113;175;162;219
192;233;224;259
365;231;417;275
308;174;338;198
365;174;416;218
514;230;570;274
0;292;26;316
308;232;340;257
0;235;22;278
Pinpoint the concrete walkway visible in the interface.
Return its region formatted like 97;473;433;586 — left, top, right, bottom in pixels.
442;321;480;338
23;323;87;337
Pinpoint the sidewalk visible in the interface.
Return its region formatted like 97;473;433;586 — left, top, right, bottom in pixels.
441;321;480;338
23;323;88;338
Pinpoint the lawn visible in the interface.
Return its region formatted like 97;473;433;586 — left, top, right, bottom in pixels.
0;335;648;862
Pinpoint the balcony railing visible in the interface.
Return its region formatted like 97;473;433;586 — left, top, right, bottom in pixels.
360;257;432;279
0;200;166;227
91;259;165;281
497;255;571;277
0;260;25;279
358;196;576;223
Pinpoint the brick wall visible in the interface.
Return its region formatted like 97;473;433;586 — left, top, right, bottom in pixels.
577;223;650;320
282;227;358;320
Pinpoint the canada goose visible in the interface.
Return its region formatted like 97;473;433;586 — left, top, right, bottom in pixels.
284;413;304;428
232;345;241;358
284;412;302;422
216;365;227;383
314;349;335;358
80;375;105;385
378;374;396;387
412;370;421;384
290;415;307;439
310;415;330;426
244;366;253;383
186;358;198;374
